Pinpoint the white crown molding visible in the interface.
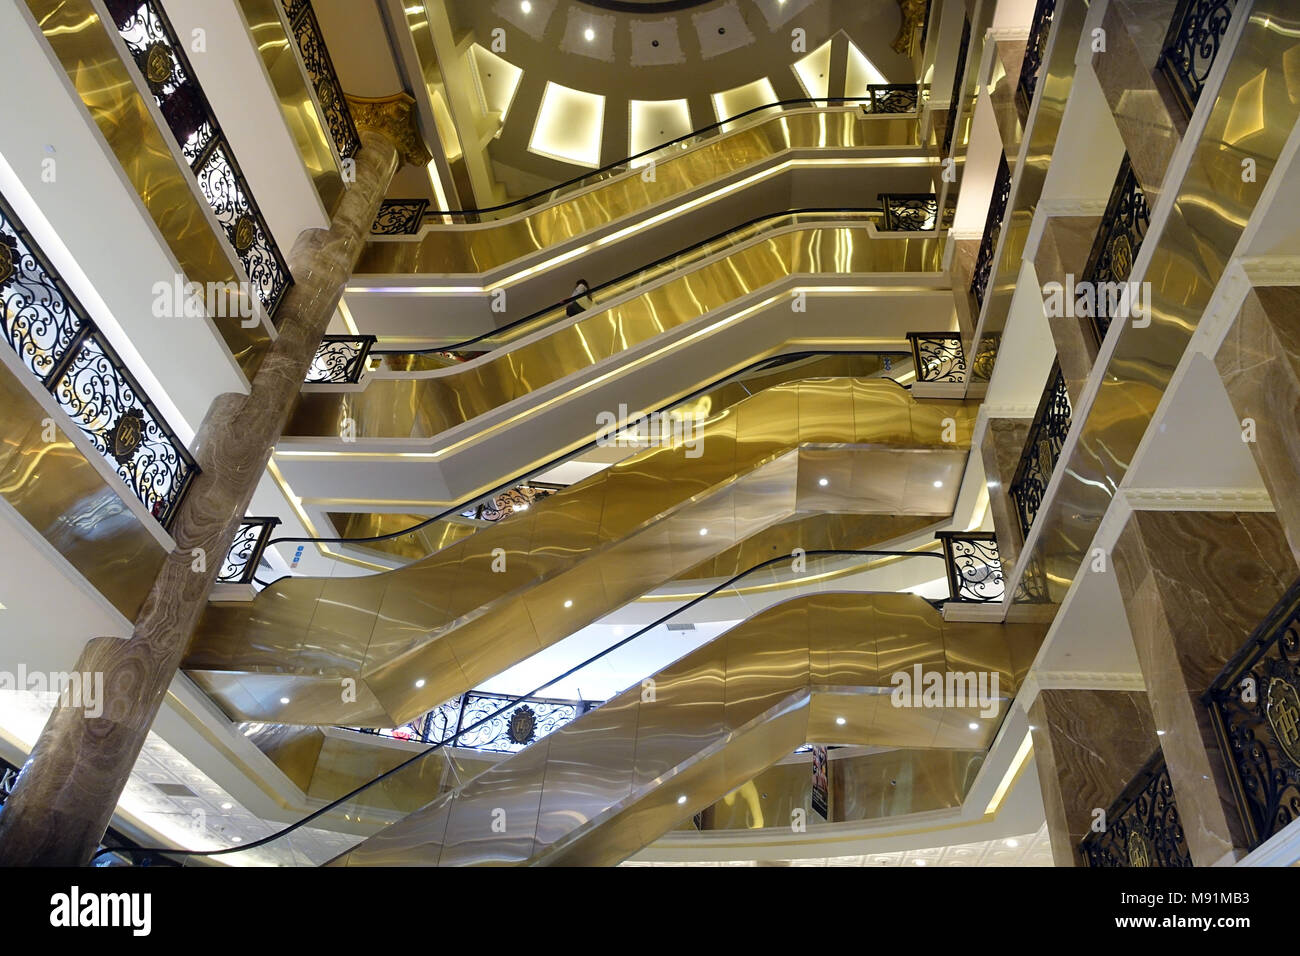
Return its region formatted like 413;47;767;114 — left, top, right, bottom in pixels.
1123;487;1274;511
986;27;1031;41
1017;670;1147;712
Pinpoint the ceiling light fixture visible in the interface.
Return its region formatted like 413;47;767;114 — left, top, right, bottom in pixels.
415;679;426;688
818;478;829;487
280;697;290;705
220;802;233;810
564;599;573;608
968;721;979;730
584;27;595;41
1005;838;1019;848
933;480;944;488
835;716;846;725
520;0;531;12
699;528;708;536
677;795;687;805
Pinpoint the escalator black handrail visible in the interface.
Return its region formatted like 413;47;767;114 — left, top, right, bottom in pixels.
98;546;946;863
260;351;913;567
422;95;907;222
368;207;881;358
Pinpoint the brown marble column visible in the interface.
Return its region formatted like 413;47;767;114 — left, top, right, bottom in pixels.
0;98;427;866
1110;509;1297;865
1215;286;1300;569
1029;688;1159;866
1033;214;1102;406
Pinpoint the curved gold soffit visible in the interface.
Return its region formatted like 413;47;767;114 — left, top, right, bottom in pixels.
354;110;919;275
329;592;1037;867
289;226;944;442
186;380;976;726
324;353;904;566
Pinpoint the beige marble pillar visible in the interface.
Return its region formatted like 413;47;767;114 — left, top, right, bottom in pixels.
0;97;428;866
980;417;1032;572
1090;2;1182;205
1215;286;1300;569
1029;688;1159;867
950;236;983;362
1033;214;1102;406
1111;509;1297;865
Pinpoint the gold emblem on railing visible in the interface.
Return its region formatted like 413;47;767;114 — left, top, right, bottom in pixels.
1109;233;1134;280
233;215;256;254
507;705;537;746
108;409;146;462
1125;830;1153;867
0;239;14;286
1265;674;1300;766
143;42;173;88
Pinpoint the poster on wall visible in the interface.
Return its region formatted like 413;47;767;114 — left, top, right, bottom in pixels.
811;745;829;820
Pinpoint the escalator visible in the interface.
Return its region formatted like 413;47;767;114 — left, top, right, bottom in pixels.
186;379;975;727
330;591;1037;866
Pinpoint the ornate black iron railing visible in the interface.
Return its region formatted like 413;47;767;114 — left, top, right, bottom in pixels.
104;0;292;322
279;0;360;160
941;17;972;158
0;192;198;530
460;482;565;522
969;154;1012;311
906;331;966;383
217;517;281;585
1204;577;1300;850
863;84;921;114
1156;0;1237;121
305;335;377;384
1080;155;1151;345
879;193;939;231
1016;0;1057;117
352;690;601;754
1008;364;1072;538
370;199;430;236
935;532;1004;603
1081;749;1195;867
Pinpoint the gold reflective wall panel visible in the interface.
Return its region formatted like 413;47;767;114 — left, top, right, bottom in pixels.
290;227;944;441
236;0;346;216
325;593;1038;867
1013;1;1300;610
0;359;165;620
354;110;921;275
25;0;273;378
186;380;976;727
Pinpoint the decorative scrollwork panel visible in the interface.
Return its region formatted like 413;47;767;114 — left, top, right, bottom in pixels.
907;332;966;383
880;193;939;231
941;18;971;158
1009;365;1072;538
305;336;376;384
1016;0;1057;116
281;0;361;159
217;518;281;584
1081;750;1194;867
864;85;920;114
1081;155;1151;344
1205;580;1300;848
969;154;1011;310
936;532;1005;603
370;200;430;236
461;483;563;522
1157;0;1238;120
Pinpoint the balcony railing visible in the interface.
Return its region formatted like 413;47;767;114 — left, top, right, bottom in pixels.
460;482;564;522
1009;363;1072;538
1016;0;1058;117
941;17;972;158
305;335;376;384
1080;749;1194;867
862;84;921;114
969;154;1012;311
371;199;430;236
104;0;293;322
935;532;1005;603
0;191;198;530
879;193;939;231
1080;155;1151;345
280;0;360;160
906;332;966;383
351;690;601;754
1204;576;1300;850
1155;0;1238;120
216;518;281;585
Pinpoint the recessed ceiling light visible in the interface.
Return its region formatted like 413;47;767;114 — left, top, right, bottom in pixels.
415;679;426;688
1156;729;1165;736
818;478;829;487
584;27;595;41
220;802;233;810
914;859;926;866
968;721;979;730
835;716;846;725
564;599;573;608
1004;838;1019;848
933;480;944;488
699;528;708;536
520;0;531;12
231;836;243;843
280;697;290;705
676;794;687;805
